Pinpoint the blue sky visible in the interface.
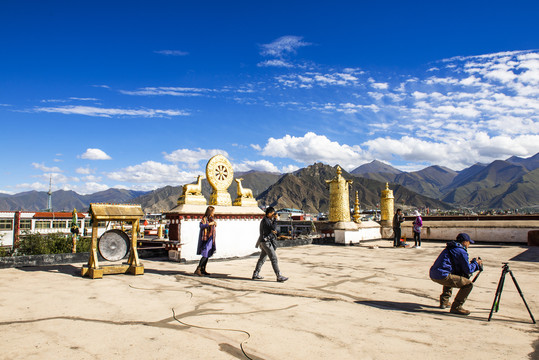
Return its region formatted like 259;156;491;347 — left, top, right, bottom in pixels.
1;0;539;194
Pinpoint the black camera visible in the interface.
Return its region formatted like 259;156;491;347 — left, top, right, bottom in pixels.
473;256;483;272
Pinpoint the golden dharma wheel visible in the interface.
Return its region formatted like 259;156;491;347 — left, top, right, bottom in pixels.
206;154;234;191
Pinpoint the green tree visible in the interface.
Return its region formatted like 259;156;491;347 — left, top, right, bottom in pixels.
17;232;91;256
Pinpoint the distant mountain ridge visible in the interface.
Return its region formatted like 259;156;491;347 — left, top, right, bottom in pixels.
0;188;147;212
351;160;403;175
2;152;538;212
256;163;451;213
352;153;539;209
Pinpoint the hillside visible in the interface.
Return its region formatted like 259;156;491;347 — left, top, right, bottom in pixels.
441;160;528;204
484;168;539;209
392;165;458;199
351;160;402;175
352;153;539;209
257;163;451;213
506;153;539;171
0;189;147;211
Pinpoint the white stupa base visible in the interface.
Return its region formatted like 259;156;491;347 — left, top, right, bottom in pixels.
334;220;382;245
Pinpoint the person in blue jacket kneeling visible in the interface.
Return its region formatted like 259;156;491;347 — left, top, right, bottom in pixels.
429;233;483;315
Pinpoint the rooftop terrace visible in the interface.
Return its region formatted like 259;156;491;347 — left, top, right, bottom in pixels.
1;241;538;359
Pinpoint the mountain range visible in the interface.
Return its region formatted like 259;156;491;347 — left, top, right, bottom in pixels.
0;188;146;212
1;153;538;212
351;153;539;209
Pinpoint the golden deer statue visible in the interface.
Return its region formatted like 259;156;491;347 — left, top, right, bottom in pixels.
235;178;254;198
183;175;203;196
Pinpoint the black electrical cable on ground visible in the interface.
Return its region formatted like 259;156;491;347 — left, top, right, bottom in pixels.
171;308;253;360
128;284;193;299
129;284;253;360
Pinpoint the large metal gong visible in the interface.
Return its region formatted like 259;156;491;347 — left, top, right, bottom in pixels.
98;229;130;261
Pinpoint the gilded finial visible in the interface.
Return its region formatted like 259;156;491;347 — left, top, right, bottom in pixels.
336;166;342;175
353;191;361;223
385;182;389;190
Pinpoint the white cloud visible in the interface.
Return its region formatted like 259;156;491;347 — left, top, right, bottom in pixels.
32;162;62;172
80;148;112;160
119;86;211;96
41;173;79;183
41;99;69;103
107;161;195;184
77;182;110;194
235;160;280;173
250;144;262;151
15;182;49;191
82;175;102;182
257;59;294;68
363;133;539;170
281;164;300;173
92;85;110;89
260;35;311;57
69;97;98;101
368;92;384;100
276;70;361;89
371;82;388;90
57;182;110;195
75;166;94;174
34;105;189;117
154;50;189;56
163;148;228;169
261;132;368;170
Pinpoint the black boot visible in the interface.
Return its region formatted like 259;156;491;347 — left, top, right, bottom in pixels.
252;272;264;280
277;275;288;282
201;266;211;276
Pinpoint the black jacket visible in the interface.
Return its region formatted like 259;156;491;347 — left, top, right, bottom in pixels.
256;216;276;248
260;216;276;239
393;213;404;229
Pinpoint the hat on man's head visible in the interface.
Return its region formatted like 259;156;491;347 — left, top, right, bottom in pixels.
414;210;420;216
457;233;474;244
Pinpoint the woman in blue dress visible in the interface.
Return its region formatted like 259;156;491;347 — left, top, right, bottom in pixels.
195;206;217;276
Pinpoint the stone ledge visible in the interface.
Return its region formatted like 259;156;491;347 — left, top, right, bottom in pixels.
0;248;168;269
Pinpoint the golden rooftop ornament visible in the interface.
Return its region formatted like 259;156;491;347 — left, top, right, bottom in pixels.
325;166;353;222
206;154;234;206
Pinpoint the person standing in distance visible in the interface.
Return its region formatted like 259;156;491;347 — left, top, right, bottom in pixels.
194;206;217;276
393;208;404;247
252;207;288;282
429;233;483;315
413;210;423;248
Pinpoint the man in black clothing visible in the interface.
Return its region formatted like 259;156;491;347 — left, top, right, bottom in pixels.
252;207;288;282
393;208;404;247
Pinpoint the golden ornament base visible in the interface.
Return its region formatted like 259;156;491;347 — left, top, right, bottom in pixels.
178;194;207;205
233;196;258;207
210;190;232;206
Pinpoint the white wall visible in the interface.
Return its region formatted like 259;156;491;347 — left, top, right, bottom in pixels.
401;220;539;243
179;217;260;261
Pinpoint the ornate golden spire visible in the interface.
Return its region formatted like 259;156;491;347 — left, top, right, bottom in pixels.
353;191;361;223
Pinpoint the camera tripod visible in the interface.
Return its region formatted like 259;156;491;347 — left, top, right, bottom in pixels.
488;262;536;324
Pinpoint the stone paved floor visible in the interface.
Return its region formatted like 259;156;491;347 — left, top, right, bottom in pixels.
0;240;538;359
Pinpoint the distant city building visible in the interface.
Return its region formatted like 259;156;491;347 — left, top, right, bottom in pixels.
0;211;108;247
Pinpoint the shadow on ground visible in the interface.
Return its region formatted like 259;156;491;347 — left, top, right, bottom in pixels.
356;300;536;324
510;247;539;262
15;264;81;277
